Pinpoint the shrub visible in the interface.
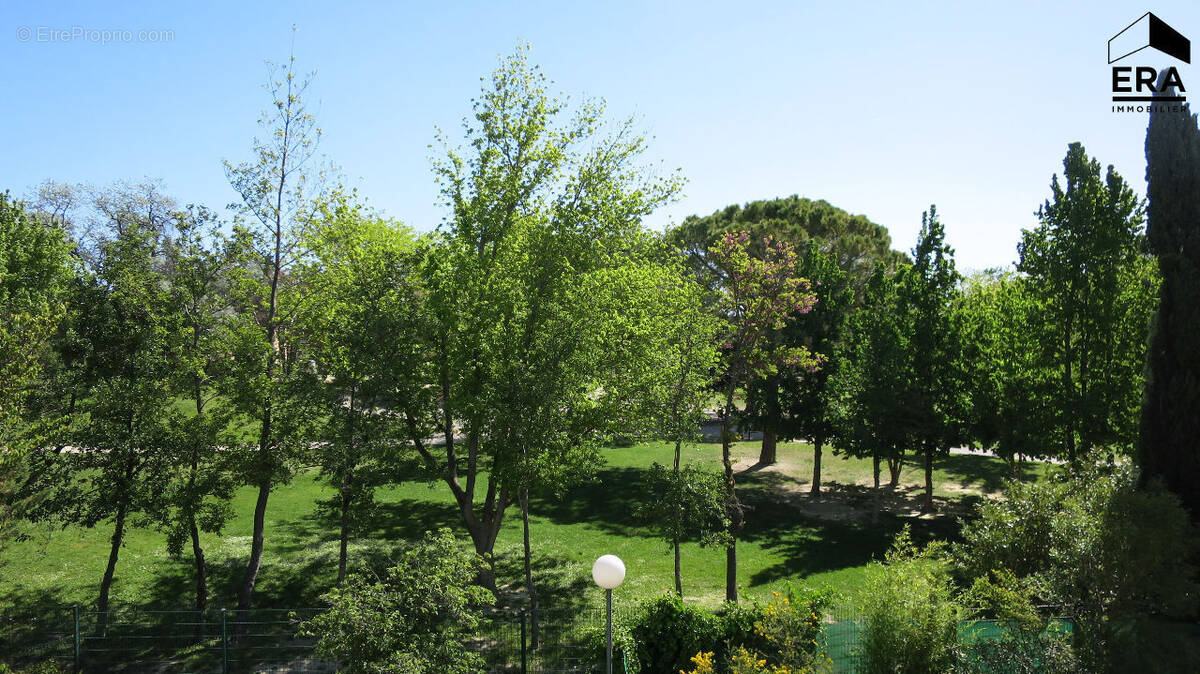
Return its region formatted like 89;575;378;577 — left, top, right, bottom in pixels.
630;595;724;674
956;570;1078;674
297;528;493;674
954;459;1199;671
748;590;831;673
675;590;831;674
720;601;772;661
855;527;963;674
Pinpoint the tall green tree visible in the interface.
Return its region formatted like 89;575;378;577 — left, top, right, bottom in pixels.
0;193;75;561
709;231;818;601
829;263;910;510
900;206;964;514
295;195;433;585
1140;100;1200;520
1017;143;1154;463
637;462;730;597
158;205;240;612
25;211;177;620
223;53;327;621
958;271;1054;475
418;46;686;606
671;197;901;464
616;252;720;597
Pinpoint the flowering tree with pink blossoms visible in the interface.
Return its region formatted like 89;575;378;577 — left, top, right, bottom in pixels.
709;231;819;602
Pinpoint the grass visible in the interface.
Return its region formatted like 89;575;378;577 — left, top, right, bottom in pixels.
0;439;1049;617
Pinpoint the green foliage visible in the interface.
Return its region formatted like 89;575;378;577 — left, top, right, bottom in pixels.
293;193;435;581
630;594;725;674
957;272;1054;466
298;529;494;674
671;195;904;297
580;620;640;673
900;206;965;510
638;462;730;549
419;44;691;574
0;192;74;445
744;242;854;451
1017;142;1155;462
156;205;241;607
631;591;830;674
20;198;184;612
0;192;74;562
828;264;908;482
222;51;329;613
855;527;963;674
1140;101;1200;520
954;460;1199;671
745;589;831;673
957;570;1079;674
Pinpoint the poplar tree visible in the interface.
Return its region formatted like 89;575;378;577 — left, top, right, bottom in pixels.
830;263;910;511
900;206;964;514
1017;143;1151;464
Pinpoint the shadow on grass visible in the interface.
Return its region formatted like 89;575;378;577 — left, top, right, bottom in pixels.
494;549;594;614
936;453;1044;495
736;473;965;591
529;467;654;537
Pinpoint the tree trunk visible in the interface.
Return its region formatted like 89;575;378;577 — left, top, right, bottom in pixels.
462;508;505;594
673;438;682;597
721;381;741;603
673;538;682;597
888;457;903;486
97;503;128;633
520;490;540;648
921;447;936;514
1064;332;1077;466
235;481;270;634
872;455;882;524
759;429;777;465
725;539;738;603
810;439;823;495
189;516;207;613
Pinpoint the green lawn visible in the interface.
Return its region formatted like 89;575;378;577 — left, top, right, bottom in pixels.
0;440;1048;616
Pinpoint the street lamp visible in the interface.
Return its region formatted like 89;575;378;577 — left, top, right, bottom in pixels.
592;554;625;674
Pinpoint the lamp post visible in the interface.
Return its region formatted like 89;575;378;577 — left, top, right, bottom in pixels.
592;554;625;674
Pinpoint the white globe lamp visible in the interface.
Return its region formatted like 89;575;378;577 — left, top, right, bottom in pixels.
592;554;625;590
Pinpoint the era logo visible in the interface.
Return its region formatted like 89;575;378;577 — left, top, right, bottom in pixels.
1112;66;1185;93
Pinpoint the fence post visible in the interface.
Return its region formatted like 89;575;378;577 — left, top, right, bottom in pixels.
520;609;527;674
221;608;229;674
72;604;80;672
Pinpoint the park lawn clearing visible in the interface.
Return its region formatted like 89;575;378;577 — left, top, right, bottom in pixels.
0;440;1048;616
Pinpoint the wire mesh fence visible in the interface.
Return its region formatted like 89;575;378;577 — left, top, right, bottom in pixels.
0;604;628;673
1;602;1071;673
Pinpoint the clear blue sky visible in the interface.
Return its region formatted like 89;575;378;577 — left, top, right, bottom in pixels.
4;0;1197;271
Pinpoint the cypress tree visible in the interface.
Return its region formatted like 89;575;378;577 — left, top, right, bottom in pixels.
1140;100;1200;519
